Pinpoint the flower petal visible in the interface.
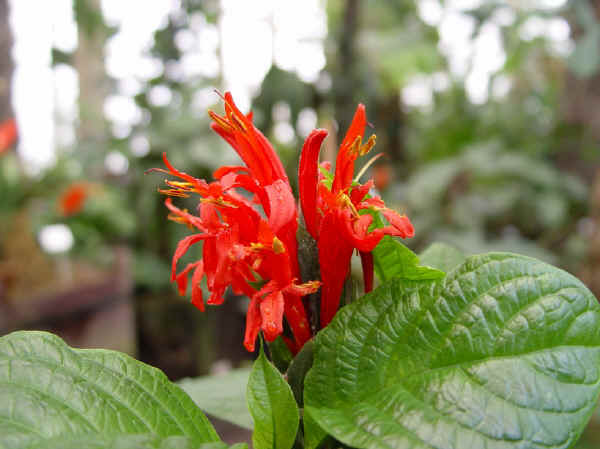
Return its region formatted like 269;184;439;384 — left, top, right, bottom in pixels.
171;234;207;282
333;104;367;192
299;129;328;239
191;261;205;311
318;212;354;328
264;179;297;235
244;295;262;352
260;290;285;342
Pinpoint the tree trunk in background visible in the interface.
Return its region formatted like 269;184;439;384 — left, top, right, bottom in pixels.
0;0;14;123
562;2;600;298
333;0;361;138
74;0;109;142
374;89;405;166
581;171;600;297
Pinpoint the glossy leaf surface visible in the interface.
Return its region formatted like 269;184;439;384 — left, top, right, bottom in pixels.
373;236;445;283
0;331;219;449
305;253;600;449
247;346;299;449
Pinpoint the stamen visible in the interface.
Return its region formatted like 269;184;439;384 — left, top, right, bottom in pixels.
349;135;362;155
158;188;190;198
272;237;285;254
359;134;376;156
208;110;233;131
354;152;384;183
338;193;360;217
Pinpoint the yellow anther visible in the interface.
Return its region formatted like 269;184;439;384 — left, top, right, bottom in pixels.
349;135;362;155
168;181;193;188
359;134;376;156
208;110;233;131
158;188;190;198
338;192;360;217
272;237;285;254
200;197;238;208
231;113;247;132
250;242;265;251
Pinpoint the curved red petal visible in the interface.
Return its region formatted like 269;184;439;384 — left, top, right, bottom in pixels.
333;104;367;192
299;129;328;239
244;295;262;352
264;179;297;234
260;290;285;342
171;234;207;281
318;212;354;328
191;261;205;311
359;251;374;293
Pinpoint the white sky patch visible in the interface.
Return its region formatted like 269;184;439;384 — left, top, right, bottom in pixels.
468;23;506;104
53;64;79;147
438;11;476;78
9;0;56;174
51;0;78;53
417;0;443;26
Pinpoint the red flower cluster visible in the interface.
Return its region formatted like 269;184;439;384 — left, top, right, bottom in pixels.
155;93;318;353
299;105;414;327
157;93;413;352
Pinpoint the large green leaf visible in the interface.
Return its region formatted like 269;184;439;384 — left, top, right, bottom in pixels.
373;236;445;282
0;331;220;449
305;253;600;449
247;346;299;449
26;434;246;449
178;369;253;431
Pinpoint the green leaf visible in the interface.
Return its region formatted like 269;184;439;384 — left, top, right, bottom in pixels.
303;412;328;449
27;434;246;449
305;253;600;449
286;341;314;407
419;242;466;273
247;346;299;449
0;331;220;449
268;336;293;373
178;369;253;431
373;236;445;282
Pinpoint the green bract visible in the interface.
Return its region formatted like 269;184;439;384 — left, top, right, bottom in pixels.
0;331;220;449
305;253;600;449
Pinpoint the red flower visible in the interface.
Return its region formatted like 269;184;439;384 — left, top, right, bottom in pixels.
0;118;18;155
59;183;89;216
155;93;318;353
299;104;414;328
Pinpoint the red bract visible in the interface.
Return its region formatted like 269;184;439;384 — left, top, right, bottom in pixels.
155;93;318;353
299;104;415;328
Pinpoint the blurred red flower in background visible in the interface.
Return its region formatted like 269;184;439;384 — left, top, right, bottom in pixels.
59;183;89;216
0;118;18;155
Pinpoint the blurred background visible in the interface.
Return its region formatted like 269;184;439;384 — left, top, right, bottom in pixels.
1;0;600;445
